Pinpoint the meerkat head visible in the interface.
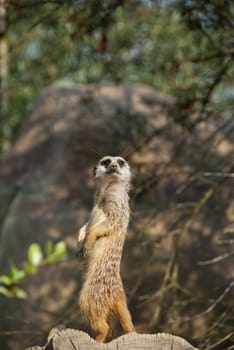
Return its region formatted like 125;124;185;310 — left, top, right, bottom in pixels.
93;156;131;187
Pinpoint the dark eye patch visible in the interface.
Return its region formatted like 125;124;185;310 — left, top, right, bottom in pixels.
117;159;125;167
100;158;111;167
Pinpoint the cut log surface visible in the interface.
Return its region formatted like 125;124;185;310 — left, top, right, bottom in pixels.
25;328;199;350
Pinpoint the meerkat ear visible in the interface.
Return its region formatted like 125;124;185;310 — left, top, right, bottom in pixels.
93;166;97;176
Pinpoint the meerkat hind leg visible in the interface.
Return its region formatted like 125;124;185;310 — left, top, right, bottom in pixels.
112;292;135;334
95;319;110;343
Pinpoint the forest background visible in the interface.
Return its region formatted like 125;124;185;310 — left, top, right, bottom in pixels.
0;1;233;350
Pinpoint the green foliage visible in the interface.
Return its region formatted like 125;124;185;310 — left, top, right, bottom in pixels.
28;243;43;266
0;265;27;299
0;0;232;151
0;241;67;298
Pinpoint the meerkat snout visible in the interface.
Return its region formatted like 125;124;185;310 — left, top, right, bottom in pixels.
94;156;131;185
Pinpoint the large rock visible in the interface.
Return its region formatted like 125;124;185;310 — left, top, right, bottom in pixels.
0;84;233;350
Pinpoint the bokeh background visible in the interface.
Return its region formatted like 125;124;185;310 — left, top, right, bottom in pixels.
0;1;233;350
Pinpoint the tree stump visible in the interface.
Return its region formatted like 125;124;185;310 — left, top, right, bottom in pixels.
25;327;199;350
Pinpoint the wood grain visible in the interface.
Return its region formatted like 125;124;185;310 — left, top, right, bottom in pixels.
26;328;199;350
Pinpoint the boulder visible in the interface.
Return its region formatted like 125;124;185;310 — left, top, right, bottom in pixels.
0;83;233;350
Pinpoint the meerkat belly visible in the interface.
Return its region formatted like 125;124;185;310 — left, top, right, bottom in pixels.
81;235;125;306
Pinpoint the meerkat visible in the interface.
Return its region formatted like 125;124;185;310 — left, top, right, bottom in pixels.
76;156;135;342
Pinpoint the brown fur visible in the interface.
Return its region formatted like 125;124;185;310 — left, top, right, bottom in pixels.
77;156;135;342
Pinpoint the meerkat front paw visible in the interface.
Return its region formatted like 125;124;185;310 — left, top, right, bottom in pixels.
76;246;91;259
76;247;85;259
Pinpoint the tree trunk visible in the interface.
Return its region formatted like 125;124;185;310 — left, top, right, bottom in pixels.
25;328;199;350
0;0;10;151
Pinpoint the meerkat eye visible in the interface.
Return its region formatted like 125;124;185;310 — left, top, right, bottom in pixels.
100;158;111;167
117;159;125;167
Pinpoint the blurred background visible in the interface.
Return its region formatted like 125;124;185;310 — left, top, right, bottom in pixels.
0;1;233;349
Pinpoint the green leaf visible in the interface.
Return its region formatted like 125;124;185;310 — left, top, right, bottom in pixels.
54;241;66;257
9;265;26;283
23;263;37;275
28;243;43;266
0;275;12;286
45;240;53;256
0;286;10;296
13;287;27;299
45;241;67;264
45;255;58;264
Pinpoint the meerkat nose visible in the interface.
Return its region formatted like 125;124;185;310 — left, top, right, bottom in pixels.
111;164;118;169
